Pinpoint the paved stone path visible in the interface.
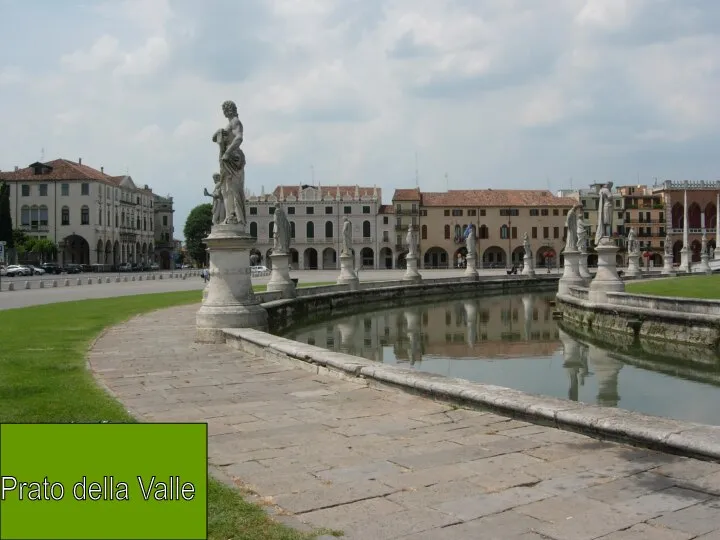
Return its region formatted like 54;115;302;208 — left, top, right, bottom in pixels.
89;305;720;540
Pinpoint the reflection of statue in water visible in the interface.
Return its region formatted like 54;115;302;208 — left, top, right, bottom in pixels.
212;100;246;226
272;205;291;254
341;217;352;256
576;208;588;252
407;225;418;258
664;234;672;257
565;204;579;251
594;182;614;245
203;173;226;225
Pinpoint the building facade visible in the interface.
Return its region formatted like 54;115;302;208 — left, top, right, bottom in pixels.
392;189;578;269
246;184;392;270
0;158;169;268
153;194;176;269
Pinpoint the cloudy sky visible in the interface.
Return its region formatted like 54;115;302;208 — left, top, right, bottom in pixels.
1;0;718;236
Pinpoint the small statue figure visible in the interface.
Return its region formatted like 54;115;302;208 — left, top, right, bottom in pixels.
664;233;672;257
565;204;579;251
595;181;615;246
272;204;291;254
701;232;708;255
576;208;588;252
523;232;531;257
407;225;418;258
341;217;352;256
627;228;639;254
203;173;226;225
464;224;476;257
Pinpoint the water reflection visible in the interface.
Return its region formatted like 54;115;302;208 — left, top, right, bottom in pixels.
284;293;720;425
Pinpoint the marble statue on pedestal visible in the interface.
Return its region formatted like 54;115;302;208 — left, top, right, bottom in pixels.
203;173;226;225
565;204;579;251
407;225;418;258
664;234;672;258
523;233;531;257
341;217;352;256
273;204;291;254
212;100;247;226
464;224;476;257
627;228;639;254
594;182;614;246
576;209;588;252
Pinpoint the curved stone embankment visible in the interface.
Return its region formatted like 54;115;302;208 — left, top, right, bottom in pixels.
557;287;720;350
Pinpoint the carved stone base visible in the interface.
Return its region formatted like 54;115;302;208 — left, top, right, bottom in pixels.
521;253;535;277
715;247;720;261
266;252;296;298
403;255;422;282
662;254;676;276
464;254;479;279
558;250;585;296
337;253;359;285
698;253;712;274
625;253;641;277
679;246;691;273
196;224;268;343
578;250;591;281
588;241;624;303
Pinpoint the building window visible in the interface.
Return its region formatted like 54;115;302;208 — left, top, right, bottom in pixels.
500;225;509;239
541;209;549;216
61;183;69;196
468;209;477;216
543;226;549;238
287;207;295;215
444;209;450;217
61;206;70;226
511;227;517;239
325;221;333;239
306;221;314;239
479;225;488;239
249;207;257;215
163;216;168;226
563;209;569;216
306;207;314;215
290;222;296;238
553;227;559;239
363;206;370;214
20;205;30;226
30;205;39;228
421;225;427;240
115;212;118;227
325;206;333;214
532;227;537;239
444;224;451;239
530;209;539;216
250;222;257;238
81;205;89;225
452;209;462;217
98;208;102;225
21;185;30;197
480;209;486;216
344;206;351;214
553;209;559;216
363;220;371;238
136;217;141;229
383;216;389;225
269;207;275;215
81;183;90;195
39;184;48;196
269;222;275;239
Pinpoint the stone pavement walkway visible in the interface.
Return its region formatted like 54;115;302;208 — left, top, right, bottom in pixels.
89;305;720;540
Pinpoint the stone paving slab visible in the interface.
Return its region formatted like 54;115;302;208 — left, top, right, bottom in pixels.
89;304;720;540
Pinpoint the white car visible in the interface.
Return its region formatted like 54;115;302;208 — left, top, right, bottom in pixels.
6;265;31;277
251;265;270;276
30;266;45;275
0;266;6;276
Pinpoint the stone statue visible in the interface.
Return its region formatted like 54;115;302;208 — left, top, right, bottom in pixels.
407;225;418;258
523;232;531;257
627;228;639;254
576;209;588;252
203;173;226;225
272;205;291;254
702;232;708;255
565;204;579;251
464;224;476;257
664;234;672;257
212;100;246;226
341;217;352;256
594;181;614;245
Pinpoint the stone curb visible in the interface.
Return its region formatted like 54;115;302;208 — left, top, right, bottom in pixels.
225;327;720;463
0;271;199;291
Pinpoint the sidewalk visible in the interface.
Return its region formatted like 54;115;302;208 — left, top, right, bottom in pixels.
89;304;720;540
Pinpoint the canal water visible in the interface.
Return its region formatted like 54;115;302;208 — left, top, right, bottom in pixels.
283;293;720;426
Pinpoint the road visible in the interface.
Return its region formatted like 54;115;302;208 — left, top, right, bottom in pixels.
0;268;547;311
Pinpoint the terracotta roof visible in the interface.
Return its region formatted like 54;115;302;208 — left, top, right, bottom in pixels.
392;188;421;201
421;189;577;208
379;204;394;214
273;185;380;200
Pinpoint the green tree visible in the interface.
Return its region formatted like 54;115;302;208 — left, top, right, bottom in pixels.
183;204;212;265
0;181;13;249
26;237;57;263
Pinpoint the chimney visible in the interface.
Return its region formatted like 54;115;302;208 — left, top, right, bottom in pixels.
78;158;82;165
14;166;19;172
101;167;104;174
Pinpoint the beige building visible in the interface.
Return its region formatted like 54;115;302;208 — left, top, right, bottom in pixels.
245;184;394;269
392;189;577;269
0;158;169;267
153;194;176;269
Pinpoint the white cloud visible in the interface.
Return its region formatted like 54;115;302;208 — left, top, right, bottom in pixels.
0;66;25;86
113;37;170;77
60;35;120;72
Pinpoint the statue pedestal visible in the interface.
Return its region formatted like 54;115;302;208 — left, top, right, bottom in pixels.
588;241;625;303
196;224;268;343
464;254;478;279
578;250;591;281
558;250;585;296
698;252;712;274
337;252;359;286
403;254;422;282
625;252;641;277
679;247;691;273
521;253;535;277
661;253;676;276
266;251;296;298
715;247;720;261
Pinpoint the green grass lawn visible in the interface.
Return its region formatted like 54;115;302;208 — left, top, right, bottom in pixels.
625;274;720;299
0;285;338;540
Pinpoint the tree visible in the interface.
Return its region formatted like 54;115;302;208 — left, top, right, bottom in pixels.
26;237;57;263
184;203;212;265
0;181;13;248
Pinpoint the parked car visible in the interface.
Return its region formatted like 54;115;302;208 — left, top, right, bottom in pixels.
118;263;133;272
41;263;64;275
181;264;192;269
149;263;160;271
64;264;83;274
29;266;46;275
251;265;270;277
0;266;6;276
5;265;31;277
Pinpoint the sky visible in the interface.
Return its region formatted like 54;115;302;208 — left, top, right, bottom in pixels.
1;0;719;238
